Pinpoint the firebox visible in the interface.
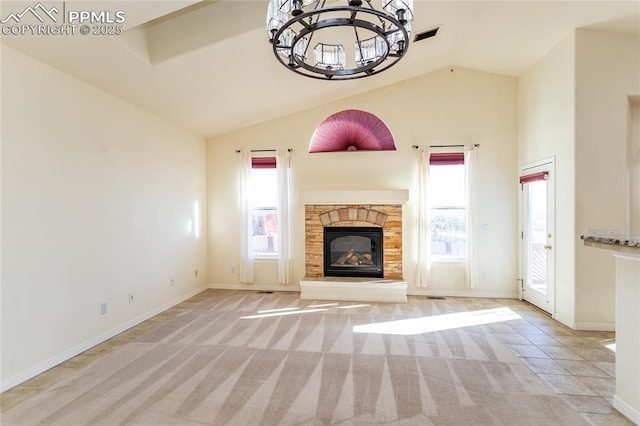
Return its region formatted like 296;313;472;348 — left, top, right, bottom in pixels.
323;226;383;278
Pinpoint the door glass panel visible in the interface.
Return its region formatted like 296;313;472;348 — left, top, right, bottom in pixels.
526;180;548;295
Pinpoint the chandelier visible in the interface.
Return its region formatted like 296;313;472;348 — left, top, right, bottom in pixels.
266;0;414;80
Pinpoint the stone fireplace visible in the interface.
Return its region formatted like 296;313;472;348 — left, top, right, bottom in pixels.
304;204;403;278
299;190;408;302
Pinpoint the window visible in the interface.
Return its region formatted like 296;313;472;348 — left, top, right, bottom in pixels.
240;149;292;283
250;157;278;257
429;152;466;260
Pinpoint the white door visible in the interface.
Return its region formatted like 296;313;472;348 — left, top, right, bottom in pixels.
520;162;555;314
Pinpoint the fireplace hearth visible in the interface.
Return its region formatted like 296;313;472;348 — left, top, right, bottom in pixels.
324;226;383;278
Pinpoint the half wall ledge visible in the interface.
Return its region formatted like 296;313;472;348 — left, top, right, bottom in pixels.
300;277;408;303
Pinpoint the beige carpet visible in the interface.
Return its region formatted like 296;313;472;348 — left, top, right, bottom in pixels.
1;290;627;425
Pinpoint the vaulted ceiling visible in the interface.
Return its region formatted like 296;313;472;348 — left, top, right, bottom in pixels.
2;0;639;138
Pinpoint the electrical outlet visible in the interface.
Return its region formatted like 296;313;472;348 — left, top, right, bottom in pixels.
101;302;108;315
194;269;199;278
128;293;134;303
170;279;175;287
230;266;235;274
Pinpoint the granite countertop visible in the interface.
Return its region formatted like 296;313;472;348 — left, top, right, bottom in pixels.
581;235;640;249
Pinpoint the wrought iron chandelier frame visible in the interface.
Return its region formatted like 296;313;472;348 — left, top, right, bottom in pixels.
269;1;411;80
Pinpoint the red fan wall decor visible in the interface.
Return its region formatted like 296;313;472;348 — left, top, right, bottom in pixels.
308;110;397;153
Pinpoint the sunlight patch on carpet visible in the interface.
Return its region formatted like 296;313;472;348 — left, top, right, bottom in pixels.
353;307;522;335
241;302;372;319
337;304;372;310
308;303;340;308
258;307;301;314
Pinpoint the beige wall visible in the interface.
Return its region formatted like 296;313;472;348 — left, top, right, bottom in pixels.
574;29;640;328
207;67;519;298
1;47;208;388
518;29;640;330
518;33;576;327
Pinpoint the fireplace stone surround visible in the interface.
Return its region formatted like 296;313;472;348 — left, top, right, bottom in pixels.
299;190;408;303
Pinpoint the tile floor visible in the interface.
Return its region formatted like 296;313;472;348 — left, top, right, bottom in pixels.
482;305;630;425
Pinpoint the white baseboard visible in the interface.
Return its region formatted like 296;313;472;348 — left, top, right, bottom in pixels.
573;322;615;332
552;313;574;329
613;395;640;425
208;283;301;293
407;289;520;299
0;286;208;393
547;315;615;332
209;284;519;300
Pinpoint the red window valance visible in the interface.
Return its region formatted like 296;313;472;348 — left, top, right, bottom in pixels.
519;171;548;184
252;157;276;169
430;152;464;165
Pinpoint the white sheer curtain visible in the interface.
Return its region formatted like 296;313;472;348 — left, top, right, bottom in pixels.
464;147;479;288
276;149;293;284
416;147;432;287
417;144;478;288
239;151;254;283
